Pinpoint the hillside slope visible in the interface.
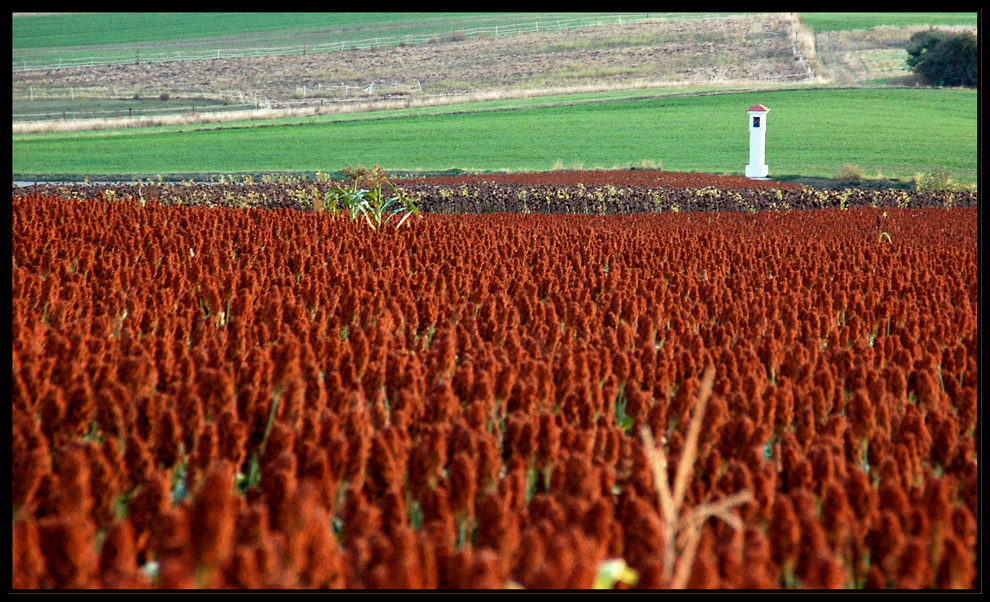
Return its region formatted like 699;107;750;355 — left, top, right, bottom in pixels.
13;14;816;109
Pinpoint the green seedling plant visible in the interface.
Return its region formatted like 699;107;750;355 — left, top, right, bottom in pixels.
318;163;419;230
363;179;420;231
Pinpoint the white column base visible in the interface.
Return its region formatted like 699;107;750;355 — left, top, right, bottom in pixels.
746;164;768;179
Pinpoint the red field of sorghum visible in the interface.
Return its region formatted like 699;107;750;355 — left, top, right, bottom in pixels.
12;191;978;590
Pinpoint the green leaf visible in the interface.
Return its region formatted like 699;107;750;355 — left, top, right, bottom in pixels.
363;212;378;231
593;559;639;589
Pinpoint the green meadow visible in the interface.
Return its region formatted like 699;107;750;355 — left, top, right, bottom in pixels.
12;87;976;185
796;12;977;31
11;12;630;49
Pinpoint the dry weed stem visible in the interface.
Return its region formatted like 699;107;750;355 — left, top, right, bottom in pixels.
641;364;753;589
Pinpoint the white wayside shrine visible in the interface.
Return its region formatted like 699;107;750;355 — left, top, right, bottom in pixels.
745;104;770;179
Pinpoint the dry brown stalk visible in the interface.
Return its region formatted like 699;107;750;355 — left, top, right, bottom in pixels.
641;364;753;589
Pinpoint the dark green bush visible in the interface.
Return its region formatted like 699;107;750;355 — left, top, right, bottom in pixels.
906;29;977;88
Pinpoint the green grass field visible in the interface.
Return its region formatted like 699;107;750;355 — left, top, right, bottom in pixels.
11;13;584;49
797;12;977;31
12;88;976;185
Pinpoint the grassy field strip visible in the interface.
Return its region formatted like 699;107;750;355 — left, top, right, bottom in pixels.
12;88;975;184
12;13;544;49
796;12;976;31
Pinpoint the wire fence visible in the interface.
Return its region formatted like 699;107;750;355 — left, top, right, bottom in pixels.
13;74;818;124
12;13;750;72
13;66;821;123
12;103;258;122
12;81;428;122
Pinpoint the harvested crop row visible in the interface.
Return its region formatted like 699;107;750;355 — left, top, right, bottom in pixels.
12;193;978;589
12;173;976;214
392;170;803;190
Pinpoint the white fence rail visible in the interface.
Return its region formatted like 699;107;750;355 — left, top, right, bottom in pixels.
13;13;749;72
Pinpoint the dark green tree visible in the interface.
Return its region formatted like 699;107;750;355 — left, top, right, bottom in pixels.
906;29;977;88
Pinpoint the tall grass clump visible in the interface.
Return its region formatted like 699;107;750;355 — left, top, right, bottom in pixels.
913;167;966;191
835;163;867;185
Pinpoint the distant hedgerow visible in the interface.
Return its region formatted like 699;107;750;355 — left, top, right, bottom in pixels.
906;29;977;88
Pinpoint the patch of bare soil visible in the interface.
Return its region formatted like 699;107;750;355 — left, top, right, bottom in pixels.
12;14;813;106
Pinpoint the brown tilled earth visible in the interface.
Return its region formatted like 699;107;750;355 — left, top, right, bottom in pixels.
12;14;814;105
